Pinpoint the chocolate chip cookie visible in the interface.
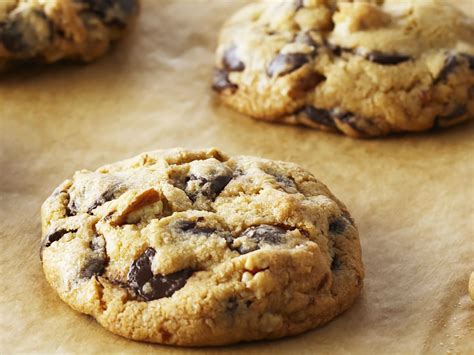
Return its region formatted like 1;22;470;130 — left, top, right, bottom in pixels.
213;0;474;138
41;148;364;346
0;0;139;69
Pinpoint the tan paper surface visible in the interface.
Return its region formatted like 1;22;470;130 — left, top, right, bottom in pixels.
1;1;473;353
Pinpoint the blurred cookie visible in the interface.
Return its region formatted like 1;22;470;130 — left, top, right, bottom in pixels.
41;148;364;346
0;0;139;68
213;0;474;137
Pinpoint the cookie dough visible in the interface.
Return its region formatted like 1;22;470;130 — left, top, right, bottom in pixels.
0;0;139;68
213;0;474;138
41;148;364;346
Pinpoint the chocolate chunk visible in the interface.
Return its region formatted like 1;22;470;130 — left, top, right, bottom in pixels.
226;297;238;313
186;173;232;202
461;54;474;70
43;228;78;248
329;217;347;234
128;248;193;301
435;55;459;84
275;175;297;189
212;69;238;94
1;11;51;55
81;0;139;25
303;106;337;128
267;53;309;77
433;105;467;129
232;225;287;254
223;46;245;72
327;43;344;56
331;255;341;271
243;225;286;245
174;220;216;236
66;199;78;217
80;235;107;279
86;187;117;214
81;258;106;278
365;51;411;65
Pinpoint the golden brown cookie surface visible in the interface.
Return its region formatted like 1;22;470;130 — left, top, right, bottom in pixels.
41;148;364;346
213;0;474;137
0;0;139;68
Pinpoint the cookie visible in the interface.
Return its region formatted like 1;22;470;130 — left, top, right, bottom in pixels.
0;0;139;69
213;0;474;138
41;148;364;346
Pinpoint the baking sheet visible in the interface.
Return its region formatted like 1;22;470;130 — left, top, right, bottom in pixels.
0;0;473;353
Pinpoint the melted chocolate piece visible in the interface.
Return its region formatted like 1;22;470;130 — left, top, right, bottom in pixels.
303;106;337;128
365;51;411;65
223;46;245;72
232;225;287;255
1;10;51;54
43;228;78;248
174;220;216;236
329;217;347;234
128;248;193;301
186;173;232;202
81;258;106;278
212;69;238;93
433;105;467;129
274;175;297;190
267;53;309;77
461;54;474;70
435;55;459;84
86;187;118;214
81;0;139;25
80;235;107;279
243;225;286;244
331;255;341;271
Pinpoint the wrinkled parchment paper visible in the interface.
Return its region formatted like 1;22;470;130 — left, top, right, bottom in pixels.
1;1;473;353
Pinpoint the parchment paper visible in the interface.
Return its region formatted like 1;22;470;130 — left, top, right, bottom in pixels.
1;1;473;353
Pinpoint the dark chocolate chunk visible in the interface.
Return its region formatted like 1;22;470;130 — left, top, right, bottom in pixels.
226;297;239;313
128;248;193;301
1;10;51;55
43;228;78;248
433;105;468;129
80;235;107;279
435;55;459;84
330;255;341;271
186;173;232;201
461;54;474;70
81;0;139;25
329;217;347;234
223;46;245;72
174;220;216;236
81;257;106;278
267;53;309;77
230;225;288;255
86;187;117;214
441;105;467;121
365;51;411;65
274;175;297;190
242;225;286;245
212;69;238;94
303;106;337;128
66;199;78;217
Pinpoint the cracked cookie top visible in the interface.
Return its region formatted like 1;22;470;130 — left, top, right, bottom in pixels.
213;0;474;137
0;0;139;67
41;148;364;346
